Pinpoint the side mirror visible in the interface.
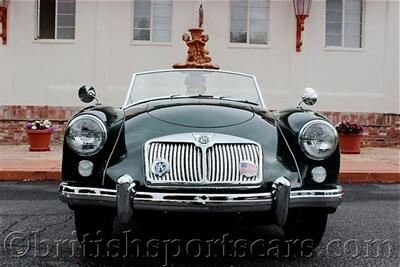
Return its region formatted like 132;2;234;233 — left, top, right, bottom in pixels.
301;87;318;106
78;85;97;103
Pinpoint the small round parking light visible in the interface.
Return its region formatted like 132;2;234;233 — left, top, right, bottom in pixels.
78;160;94;177
311;166;326;183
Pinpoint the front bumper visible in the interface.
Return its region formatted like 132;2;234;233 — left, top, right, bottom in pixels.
59;179;343;214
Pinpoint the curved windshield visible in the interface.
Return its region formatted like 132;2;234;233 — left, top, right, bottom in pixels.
124;70;263;107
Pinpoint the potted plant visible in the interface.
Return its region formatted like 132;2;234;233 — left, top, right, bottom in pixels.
335;121;364;154
25;120;54;151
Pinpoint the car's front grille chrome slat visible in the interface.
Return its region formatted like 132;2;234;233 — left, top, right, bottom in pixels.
223;145;229;182
185;145;190;182
165;144;170;181
209;146;214;182
145;133;262;187
199;148;203;181
188;145;193;182
234;145;240;182
172;144;177;181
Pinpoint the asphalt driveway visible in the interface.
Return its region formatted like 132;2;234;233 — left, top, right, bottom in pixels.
0;182;399;266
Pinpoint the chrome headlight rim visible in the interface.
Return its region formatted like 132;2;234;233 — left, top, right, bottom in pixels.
298;119;338;161
66;114;107;156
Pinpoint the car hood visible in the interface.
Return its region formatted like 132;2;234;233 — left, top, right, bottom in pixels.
104;99;301;190
148;103;254;128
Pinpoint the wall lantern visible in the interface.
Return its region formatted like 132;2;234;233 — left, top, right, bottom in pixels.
0;0;8;45
293;0;312;52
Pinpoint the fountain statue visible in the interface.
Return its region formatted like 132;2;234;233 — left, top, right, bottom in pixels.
173;4;219;70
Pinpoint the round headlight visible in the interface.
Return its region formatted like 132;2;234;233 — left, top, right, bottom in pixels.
298;120;338;160
66;115;107;156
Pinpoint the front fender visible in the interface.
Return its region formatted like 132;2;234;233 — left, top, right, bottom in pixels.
61;105;126;187
275;108;340;186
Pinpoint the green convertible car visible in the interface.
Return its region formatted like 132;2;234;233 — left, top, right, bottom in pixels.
59;69;343;253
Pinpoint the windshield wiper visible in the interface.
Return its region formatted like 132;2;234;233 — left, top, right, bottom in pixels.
170;94;217;99
169;94;259;106
218;96;259;106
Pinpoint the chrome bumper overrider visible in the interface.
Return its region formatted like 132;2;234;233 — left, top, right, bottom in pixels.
59;178;343;224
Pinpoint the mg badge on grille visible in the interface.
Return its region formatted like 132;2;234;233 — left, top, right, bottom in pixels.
239;160;258;178
152;159;170;177
197;135;210;145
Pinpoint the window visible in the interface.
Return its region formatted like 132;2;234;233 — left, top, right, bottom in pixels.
133;0;172;42
36;0;76;39
326;0;363;48
230;0;269;45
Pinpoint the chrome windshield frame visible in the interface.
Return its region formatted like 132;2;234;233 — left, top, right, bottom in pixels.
122;69;266;109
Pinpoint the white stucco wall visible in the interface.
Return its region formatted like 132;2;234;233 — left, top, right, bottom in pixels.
0;0;399;113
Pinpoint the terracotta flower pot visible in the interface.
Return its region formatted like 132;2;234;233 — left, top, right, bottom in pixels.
339;133;362;154
26;129;52;151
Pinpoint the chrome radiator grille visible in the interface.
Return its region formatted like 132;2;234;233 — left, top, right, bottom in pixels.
206;144;260;184
144;133;262;187
146;143;203;184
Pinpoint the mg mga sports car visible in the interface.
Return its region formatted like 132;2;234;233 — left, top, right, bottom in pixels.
59;69;343;252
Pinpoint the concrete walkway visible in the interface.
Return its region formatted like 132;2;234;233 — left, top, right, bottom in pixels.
340;147;399;182
0;145;61;180
0;145;399;183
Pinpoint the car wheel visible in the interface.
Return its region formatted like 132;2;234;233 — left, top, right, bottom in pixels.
73;206;115;257
281;209;328;256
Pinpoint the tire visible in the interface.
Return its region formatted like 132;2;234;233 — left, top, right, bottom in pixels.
281;209;328;256
73;206;115;257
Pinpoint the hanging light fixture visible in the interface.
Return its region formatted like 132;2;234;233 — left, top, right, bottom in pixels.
293;0;312;52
